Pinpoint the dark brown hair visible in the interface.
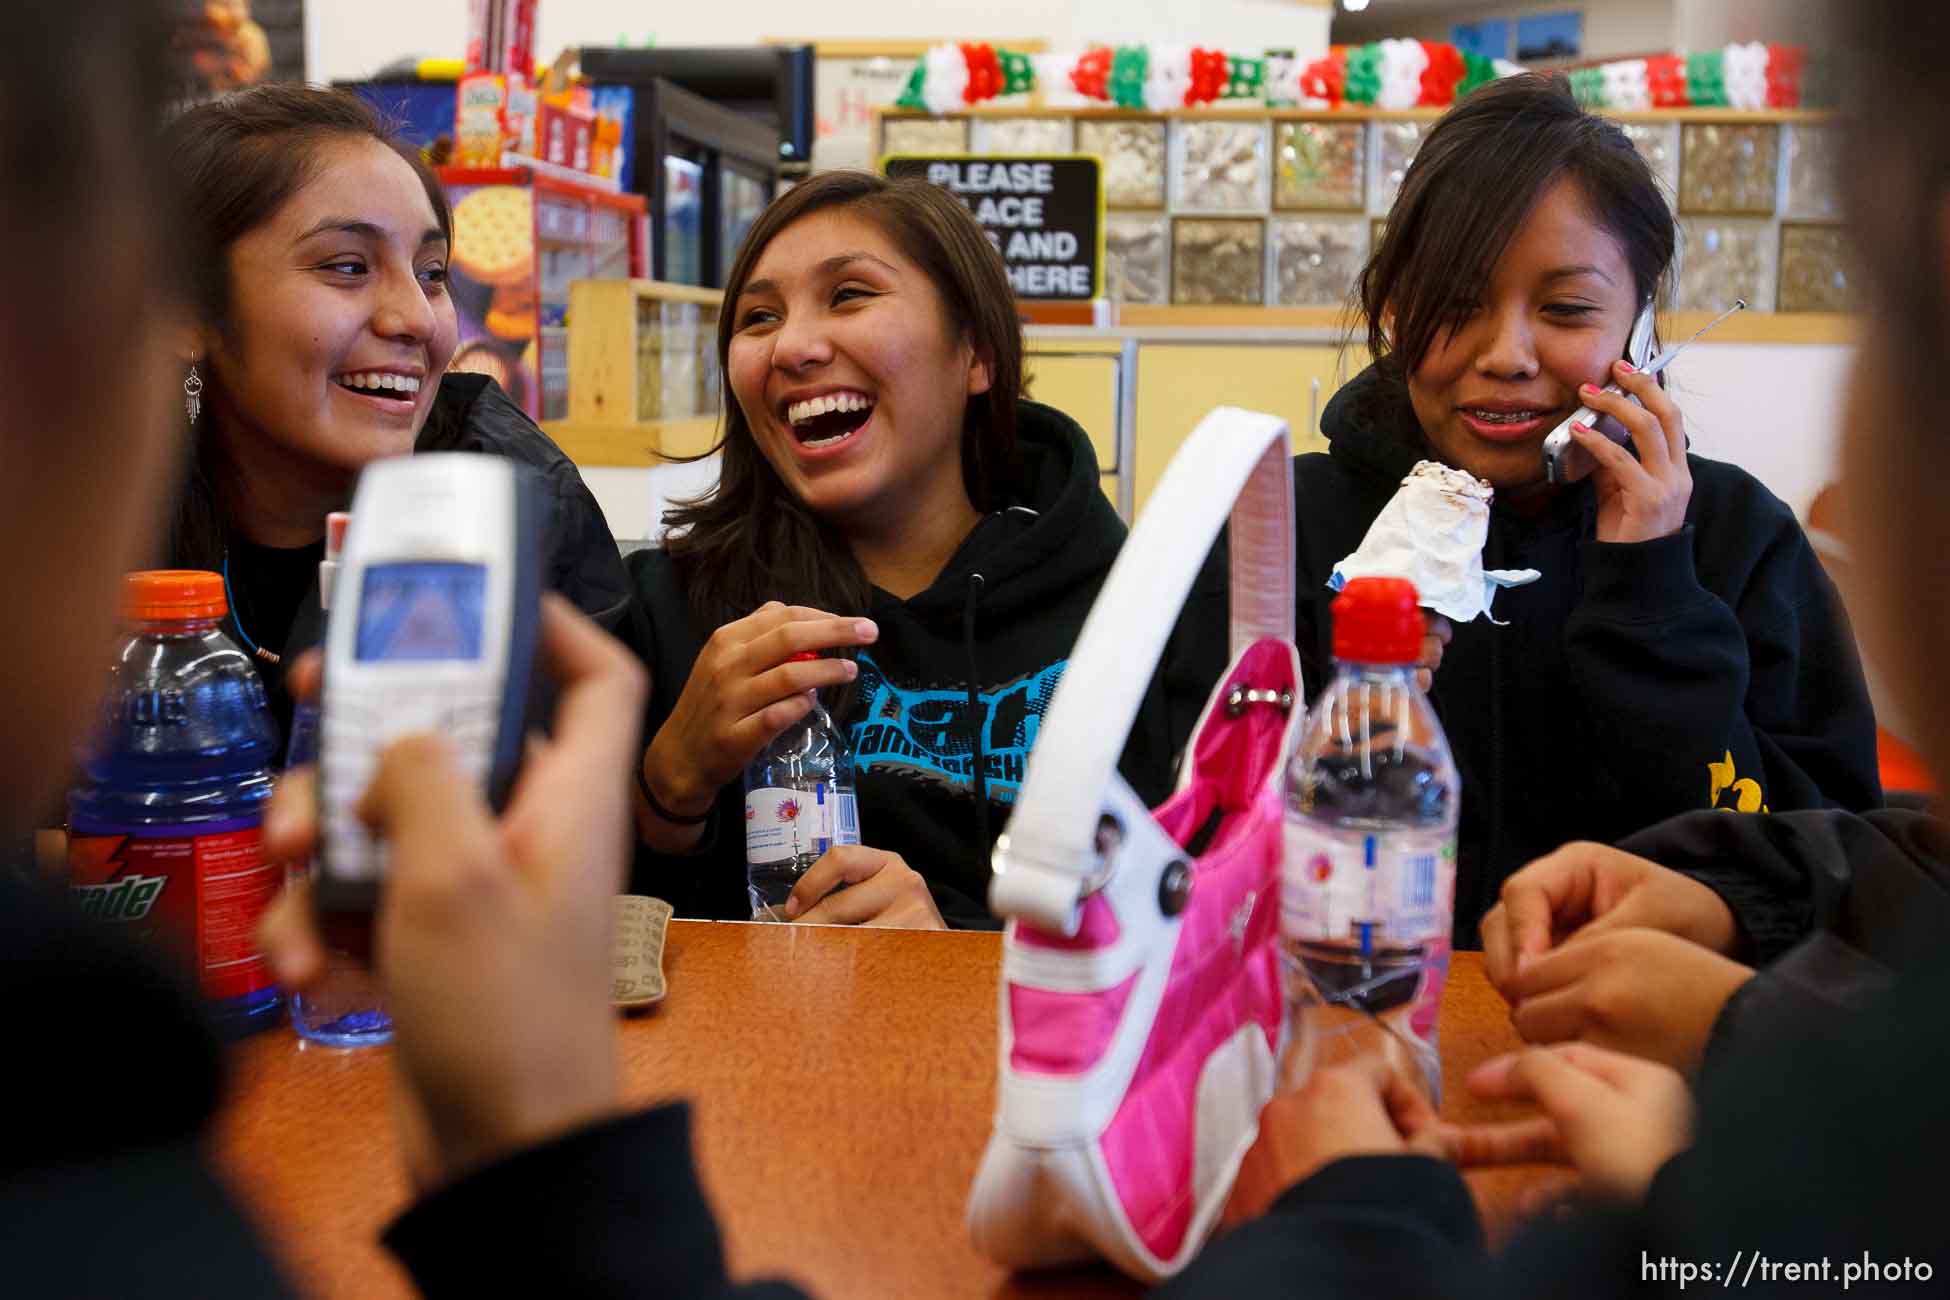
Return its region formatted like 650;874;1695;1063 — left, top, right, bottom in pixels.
664;171;1025;627
1839;0;1950;773
1358;73;1676;380
163;85;451;568
0;0;176;352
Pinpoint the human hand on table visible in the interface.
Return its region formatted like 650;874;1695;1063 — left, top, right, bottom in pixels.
784;845;945;928
1448;1042;1692;1203
1233;1048;1452;1217
637;602;874;845
1571;361;1693;545
258;595;647;1190
1482;841;1742;994
1499;927;1754;1073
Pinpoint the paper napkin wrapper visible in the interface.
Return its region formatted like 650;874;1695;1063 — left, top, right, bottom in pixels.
1329;460;1541;623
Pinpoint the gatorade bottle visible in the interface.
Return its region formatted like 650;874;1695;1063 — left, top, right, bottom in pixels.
68;571;284;1037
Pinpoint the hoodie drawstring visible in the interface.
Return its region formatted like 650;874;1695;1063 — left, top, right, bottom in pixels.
964;572;991;852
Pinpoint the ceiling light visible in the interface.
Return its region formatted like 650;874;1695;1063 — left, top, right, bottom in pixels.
1343;0;1371;11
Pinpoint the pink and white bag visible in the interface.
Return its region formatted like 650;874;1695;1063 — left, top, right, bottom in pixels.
968;407;1303;1282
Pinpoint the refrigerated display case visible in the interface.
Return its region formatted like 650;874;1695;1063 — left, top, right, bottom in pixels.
438;165;649;422
620;78;781;288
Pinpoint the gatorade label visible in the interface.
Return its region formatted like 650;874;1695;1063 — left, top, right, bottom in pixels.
68;818;279;1002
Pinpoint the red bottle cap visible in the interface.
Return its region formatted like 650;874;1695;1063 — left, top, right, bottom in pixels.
1331;576;1424;665
123;570;227;623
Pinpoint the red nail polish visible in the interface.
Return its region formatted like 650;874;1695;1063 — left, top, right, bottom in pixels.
1579;383;1600;395
1616;361;1637;374
1570;421;1591;434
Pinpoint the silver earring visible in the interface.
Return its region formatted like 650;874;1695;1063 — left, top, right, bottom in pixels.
184;354;204;426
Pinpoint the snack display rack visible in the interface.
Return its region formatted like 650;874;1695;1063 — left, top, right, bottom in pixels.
438;165;649;421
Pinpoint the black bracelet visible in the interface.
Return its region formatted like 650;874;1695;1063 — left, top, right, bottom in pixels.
636;759;714;826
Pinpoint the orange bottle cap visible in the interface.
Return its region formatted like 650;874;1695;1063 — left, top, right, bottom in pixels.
124;570;228;622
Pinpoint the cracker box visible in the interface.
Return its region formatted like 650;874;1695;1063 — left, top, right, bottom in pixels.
540;99;596;172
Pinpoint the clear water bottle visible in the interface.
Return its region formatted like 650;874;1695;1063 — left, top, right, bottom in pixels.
1282;576;1458;1099
68;571;284;1037
744;652;860;921
281;512;346;775
285;514;391;1047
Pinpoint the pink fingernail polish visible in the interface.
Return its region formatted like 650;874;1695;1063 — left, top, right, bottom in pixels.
1570;421;1591;435
1616;361;1637;374
1579;383;1600;395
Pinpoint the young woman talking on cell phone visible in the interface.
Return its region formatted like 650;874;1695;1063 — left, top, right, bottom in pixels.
1287;75;1879;944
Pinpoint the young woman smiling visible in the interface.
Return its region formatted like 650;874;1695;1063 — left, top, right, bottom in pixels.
625;172;1222;928
163;86;629;748
1290;74;1880;945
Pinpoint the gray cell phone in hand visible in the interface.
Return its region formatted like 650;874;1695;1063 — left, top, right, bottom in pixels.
1541;300;1748;486
1540;301;1658;487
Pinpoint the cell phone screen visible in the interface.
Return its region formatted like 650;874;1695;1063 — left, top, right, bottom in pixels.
354;562;488;662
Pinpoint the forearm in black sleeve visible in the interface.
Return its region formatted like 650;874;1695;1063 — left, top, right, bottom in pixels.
386;1105;809;1300
1618;807;1949;966
1155;1156;1485;1300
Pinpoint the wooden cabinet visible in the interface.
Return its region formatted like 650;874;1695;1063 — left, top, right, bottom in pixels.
1131;341;1345;516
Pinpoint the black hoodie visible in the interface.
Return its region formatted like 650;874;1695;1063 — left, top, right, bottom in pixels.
623;400;1227;928
1295;367;1881;945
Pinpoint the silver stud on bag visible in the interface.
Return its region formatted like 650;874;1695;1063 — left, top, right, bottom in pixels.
1224;685;1294;718
183;354;203;426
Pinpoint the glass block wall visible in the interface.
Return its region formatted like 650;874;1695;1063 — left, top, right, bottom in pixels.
879;113;1847;312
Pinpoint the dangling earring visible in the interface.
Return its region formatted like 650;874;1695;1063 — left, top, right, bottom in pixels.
184;353;204;426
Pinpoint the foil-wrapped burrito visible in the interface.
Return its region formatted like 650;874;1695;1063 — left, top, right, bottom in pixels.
1328;461;1542;623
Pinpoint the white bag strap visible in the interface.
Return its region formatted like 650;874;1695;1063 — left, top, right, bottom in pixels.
992;406;1294;932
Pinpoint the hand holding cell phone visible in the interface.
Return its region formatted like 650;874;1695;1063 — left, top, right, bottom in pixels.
1541;300;1745;487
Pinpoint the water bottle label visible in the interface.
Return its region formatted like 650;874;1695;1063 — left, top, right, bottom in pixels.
1280;823;1456;948
67;822;279;1002
835;792;861;845
746;785;856;864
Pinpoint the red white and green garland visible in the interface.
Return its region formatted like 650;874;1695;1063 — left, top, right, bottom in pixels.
896;40;1517;113
1566;42;1806;110
895;39;1810;114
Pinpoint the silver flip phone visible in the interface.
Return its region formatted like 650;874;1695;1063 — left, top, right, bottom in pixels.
1540;301;1658;487
1541;300;1748;486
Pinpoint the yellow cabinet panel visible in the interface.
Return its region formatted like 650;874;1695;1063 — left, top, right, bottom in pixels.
1025;352;1120;474
1131;343;1351;516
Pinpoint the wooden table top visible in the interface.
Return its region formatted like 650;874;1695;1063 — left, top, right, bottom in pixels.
212;922;1552;1299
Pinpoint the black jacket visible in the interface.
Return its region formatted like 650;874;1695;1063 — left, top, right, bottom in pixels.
1296;367;1882;945
207;373;632;752
1617;804;1950;1078
623;400;1228;927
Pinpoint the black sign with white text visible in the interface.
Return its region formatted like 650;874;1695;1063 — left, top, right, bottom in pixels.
884;155;1103;301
